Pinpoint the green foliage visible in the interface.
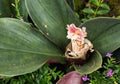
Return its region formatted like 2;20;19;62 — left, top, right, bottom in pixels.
80;17;120;59
82;8;94;14
74;50;102;74
0;18;64;76
25;0;80;49
10;0;28;20
88;56;120;84
11;0;21;18
0;64;64;84
0;0;12;17
82;0;110;21
0;0;119;81
25;0;103;75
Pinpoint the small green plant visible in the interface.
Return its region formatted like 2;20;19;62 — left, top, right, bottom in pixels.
82;0;110;21
0;64;64;84
11;0;22;19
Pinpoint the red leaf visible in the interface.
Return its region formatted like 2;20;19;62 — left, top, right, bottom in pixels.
57;71;83;84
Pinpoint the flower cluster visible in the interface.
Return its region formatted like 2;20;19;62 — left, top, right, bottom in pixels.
106;53;115;77
106;69;114;77
66;24;94;59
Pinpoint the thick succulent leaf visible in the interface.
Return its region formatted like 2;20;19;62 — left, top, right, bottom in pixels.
18;0;28;21
0;18;64;77
80;17;120;57
25;0;80;49
0;0;11;17
74;50;102;74
57;71;83;84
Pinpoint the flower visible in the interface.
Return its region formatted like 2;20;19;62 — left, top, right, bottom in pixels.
65;24;94;60
82;76;90;82
106;69;114;77
66;24;87;41
106;53;113;58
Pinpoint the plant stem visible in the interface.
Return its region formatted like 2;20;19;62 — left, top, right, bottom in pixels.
94;0;104;17
15;0;21;18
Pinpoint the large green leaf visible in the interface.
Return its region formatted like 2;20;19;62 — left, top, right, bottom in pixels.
0;0;11;17
19;0;28;21
66;0;74;10
25;0;80;49
0;18;64;77
80;17;120;57
74;50;102;74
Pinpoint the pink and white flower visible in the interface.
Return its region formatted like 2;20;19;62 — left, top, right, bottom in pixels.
67;24;87;42
66;24;94;59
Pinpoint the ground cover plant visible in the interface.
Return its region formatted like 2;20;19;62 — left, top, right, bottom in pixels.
0;0;120;84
